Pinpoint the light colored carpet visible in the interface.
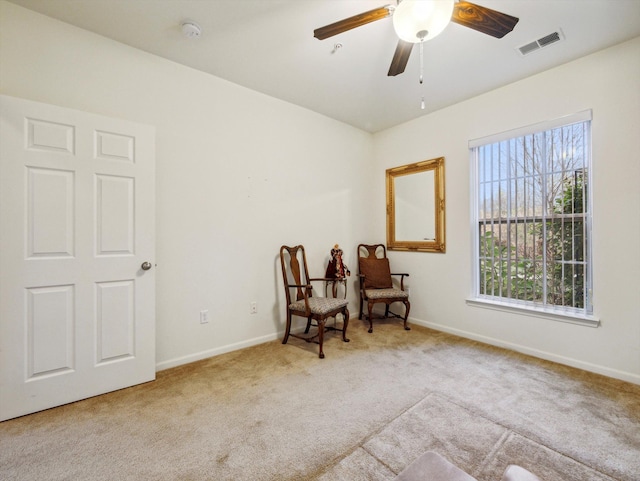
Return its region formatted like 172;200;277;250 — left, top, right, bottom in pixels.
1;319;639;481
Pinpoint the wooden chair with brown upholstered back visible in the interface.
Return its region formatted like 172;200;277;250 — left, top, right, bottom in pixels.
279;245;350;358
357;243;410;333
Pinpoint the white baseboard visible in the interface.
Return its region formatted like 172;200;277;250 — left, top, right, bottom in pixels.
410;318;640;386
155;326;314;372
156;332;281;371
157;319;640;386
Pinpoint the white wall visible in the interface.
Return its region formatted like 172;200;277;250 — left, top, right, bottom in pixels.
0;1;374;368
2;1;639;383
373;36;640;383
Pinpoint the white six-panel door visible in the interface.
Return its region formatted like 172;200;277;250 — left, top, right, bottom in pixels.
0;95;156;421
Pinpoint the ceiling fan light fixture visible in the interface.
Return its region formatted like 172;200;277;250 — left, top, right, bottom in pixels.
393;0;454;43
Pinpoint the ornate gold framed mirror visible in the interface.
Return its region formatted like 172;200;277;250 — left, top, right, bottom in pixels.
386;157;445;253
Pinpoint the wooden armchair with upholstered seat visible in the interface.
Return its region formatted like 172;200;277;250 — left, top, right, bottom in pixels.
279;245;350;359
357;243;410;333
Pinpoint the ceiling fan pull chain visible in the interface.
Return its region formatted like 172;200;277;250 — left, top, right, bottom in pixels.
420;38;425;109
419;39;424;84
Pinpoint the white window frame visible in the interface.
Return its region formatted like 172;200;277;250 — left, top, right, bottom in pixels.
467;111;599;327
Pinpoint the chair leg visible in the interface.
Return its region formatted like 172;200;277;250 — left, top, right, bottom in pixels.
342;309;350;342
358;295;364;320
367;303;374;333
304;317;312;334
384;304;390;318
403;300;411;330
317;319;325;359
282;312;292;344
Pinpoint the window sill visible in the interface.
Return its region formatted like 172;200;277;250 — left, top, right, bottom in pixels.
465;298;600;328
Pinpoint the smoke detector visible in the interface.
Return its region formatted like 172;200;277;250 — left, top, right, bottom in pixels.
181;21;202;39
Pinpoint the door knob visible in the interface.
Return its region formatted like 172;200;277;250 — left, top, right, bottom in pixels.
141;261;152;271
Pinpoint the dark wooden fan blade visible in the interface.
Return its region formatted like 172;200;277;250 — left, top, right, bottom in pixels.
451;1;519;38
388;40;413;76
314;6;392;40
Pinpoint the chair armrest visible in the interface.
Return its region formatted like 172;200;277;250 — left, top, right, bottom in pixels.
358;272;409;290
286;283;313;300
285;283;313;314
390;273;409;291
357;273;375;291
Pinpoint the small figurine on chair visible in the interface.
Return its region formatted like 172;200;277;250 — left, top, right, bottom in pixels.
325;244;350;279
325;244;350;298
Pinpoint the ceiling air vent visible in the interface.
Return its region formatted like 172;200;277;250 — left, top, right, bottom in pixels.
518;31;563;56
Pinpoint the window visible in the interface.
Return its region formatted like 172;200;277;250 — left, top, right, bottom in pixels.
470;112;594;323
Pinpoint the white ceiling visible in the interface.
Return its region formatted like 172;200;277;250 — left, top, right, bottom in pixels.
7;0;640;133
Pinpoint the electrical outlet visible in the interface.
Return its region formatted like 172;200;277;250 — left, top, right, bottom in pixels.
200;309;209;324
250;302;257;314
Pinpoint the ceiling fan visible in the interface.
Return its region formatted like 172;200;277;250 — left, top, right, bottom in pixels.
314;0;519;77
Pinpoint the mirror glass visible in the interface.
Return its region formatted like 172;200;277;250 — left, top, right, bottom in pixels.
386;157;445;252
